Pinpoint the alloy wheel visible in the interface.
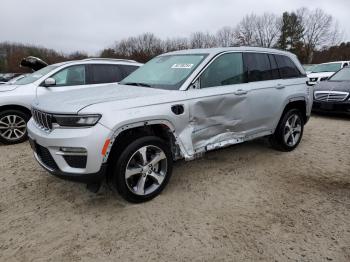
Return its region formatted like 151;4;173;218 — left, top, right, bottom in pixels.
125;145;168;196
283;114;302;147
0;115;27;141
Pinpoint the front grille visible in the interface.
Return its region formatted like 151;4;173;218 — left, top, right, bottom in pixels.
32;108;53;131
36;143;58;170
314;91;349;102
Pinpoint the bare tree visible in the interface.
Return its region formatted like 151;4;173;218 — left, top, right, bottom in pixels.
189;32;217;48
163;37;189;52
235;13;281;47
297;8;343;63
113;33;163;62
255;13;281;47
234;14;258;46
216;26;236;47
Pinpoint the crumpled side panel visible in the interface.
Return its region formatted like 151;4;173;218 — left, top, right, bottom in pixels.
188;94;247;153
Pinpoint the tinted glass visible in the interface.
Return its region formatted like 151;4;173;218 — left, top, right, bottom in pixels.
121;65;139;78
244;53;273;82
201;53;245;88
329;67;350;81
90;64;123;84
275;55;302;78
51;65;86;86
268;54;280;79
121;54;207;90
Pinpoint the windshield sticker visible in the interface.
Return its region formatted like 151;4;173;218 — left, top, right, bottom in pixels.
32;74;42;78
171;64;194;69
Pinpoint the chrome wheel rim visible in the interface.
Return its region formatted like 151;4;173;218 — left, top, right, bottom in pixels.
0;115;27;141
125;145;167;196
284;114;302;147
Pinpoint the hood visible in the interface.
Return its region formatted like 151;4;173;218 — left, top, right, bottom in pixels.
314;81;350;92
0;84;20;92
307;72;335;78
20;56;48;71
33;84;173;113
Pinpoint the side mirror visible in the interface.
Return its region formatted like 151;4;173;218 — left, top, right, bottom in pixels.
44;77;56;87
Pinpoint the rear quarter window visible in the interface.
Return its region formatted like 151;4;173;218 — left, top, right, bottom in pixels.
90;64;123;84
275;55;303;79
121;65;140;78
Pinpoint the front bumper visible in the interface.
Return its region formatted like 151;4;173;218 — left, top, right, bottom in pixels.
312;100;350;114
27;119;112;183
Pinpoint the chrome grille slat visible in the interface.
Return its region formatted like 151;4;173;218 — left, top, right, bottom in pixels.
314;91;349;102
32;108;53;131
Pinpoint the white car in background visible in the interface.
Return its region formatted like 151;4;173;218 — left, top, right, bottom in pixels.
307;61;350;85
0;58;142;144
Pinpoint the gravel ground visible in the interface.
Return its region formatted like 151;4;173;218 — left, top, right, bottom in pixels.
0;114;349;262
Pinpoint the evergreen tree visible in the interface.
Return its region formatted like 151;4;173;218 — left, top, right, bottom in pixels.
278;12;305;60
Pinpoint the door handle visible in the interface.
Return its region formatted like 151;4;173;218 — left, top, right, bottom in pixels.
275;84;286;89
234;89;248;95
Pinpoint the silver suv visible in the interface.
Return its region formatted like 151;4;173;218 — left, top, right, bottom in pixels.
0;58;142;144
27;47;312;203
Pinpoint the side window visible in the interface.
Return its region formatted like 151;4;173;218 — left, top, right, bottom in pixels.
90;64;123;84
200;53;245;88
121;65;139;78
51;65;86;86
275;55;302;78
268;54;281;80
244;53;273;82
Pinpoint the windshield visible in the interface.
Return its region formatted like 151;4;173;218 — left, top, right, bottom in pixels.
120;54;208;90
15;65;59;85
311;63;342;73
329;67;350;81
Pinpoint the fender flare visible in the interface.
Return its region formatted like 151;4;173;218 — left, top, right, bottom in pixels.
102;119;190;163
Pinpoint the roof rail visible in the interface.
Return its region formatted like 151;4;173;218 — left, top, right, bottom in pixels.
82;58;138;63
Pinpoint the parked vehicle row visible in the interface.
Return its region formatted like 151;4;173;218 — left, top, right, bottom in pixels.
0;58;142;144
0;73;25;85
313;66;350;114
26;47;312;203
306;61;349;85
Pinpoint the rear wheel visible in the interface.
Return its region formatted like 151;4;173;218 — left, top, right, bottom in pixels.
270;108;304;151
111;136;173;203
0;110;29;145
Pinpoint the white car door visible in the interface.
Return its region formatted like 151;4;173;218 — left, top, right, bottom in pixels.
188;52;251;152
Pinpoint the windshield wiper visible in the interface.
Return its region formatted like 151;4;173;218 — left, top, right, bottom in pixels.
123;82;151;87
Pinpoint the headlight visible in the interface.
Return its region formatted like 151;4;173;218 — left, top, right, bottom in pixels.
53;114;101;127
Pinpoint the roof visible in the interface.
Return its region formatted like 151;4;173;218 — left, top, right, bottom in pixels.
51;58;143;67
164;46;294;57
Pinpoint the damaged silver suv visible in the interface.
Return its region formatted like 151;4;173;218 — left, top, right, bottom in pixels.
27;47;312;203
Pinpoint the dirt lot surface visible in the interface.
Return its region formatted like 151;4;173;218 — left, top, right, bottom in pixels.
0;114;349;262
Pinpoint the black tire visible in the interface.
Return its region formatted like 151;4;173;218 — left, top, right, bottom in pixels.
0;110;30;145
111;136;173;203
270;108;304;152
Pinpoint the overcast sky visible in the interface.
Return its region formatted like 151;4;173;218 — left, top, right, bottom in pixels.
1;0;349;55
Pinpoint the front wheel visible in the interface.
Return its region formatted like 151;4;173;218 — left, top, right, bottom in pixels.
0;110;29;145
270;109;304;152
111;136;173;203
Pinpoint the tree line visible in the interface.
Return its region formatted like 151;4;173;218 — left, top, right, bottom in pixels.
0;7;348;73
